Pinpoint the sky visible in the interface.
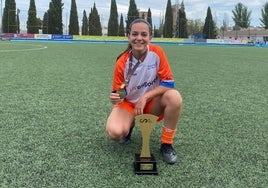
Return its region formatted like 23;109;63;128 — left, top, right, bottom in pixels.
1;0;267;29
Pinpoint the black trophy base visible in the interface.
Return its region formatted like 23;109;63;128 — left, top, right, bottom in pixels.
133;153;158;175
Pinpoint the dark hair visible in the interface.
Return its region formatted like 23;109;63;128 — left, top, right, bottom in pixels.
129;18;152;35
116;19;152;60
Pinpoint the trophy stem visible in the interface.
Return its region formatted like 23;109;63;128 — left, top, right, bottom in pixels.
140;124;153;158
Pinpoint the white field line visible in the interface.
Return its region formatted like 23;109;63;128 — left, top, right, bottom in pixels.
0;43;48;53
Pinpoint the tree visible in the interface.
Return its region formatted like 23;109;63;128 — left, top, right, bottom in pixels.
42;12;49;34
48;0;63;34
147;8;152;35
153;25;161;37
36;18;43;30
232;3;251;29
260;2;268;29
126;0;139;34
118;14;125;36
157;16;165;37
108;0;119;36
16;9;20;33
88;3;102;36
187;19;204;35
175;2;187;38
81;10;88;35
2;0;17;33
163;0;173;38
27;0;39;34
2;0;9;33
68;0;79;35
203;6;216;39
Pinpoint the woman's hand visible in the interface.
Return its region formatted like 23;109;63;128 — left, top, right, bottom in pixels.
134;95;149;115
109;92;123;104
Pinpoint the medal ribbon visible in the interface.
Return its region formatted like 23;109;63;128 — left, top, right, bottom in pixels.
120;49;148;89
117;49;148;99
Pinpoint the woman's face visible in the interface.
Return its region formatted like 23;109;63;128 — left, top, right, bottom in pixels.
128;22;152;54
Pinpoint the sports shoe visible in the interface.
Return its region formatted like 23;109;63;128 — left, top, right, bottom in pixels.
160;143;177;164
118;123;135;144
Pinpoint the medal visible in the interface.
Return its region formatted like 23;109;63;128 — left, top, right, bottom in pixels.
117;84;127;99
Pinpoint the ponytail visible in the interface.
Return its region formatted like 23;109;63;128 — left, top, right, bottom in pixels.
116;43;132;60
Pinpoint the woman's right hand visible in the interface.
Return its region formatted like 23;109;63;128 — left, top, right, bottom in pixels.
109;92;123;104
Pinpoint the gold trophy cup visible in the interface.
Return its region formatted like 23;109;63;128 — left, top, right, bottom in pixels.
133;114;158;175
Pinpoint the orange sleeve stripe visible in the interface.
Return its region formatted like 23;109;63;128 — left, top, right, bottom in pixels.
112;52;129;91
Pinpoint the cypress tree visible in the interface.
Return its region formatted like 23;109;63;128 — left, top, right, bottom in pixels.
108;0;119;36
175;3;187;38
126;0;139;34
203;6;216;39
163;0;173;38
88;3;102;36
2;0;9;33
10;0;17;33
81;10;89;35
42;12;49;34
2;0;17;33
175;10;180;38
27;0;39;34
147;8;152;26
181;9;188;38
147;8;152;35
118;13;125;36
16;9;20;33
48;0;63;34
68;0;79;35
88;8;93;35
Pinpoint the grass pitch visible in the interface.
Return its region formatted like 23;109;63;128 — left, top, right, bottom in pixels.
0;41;267;187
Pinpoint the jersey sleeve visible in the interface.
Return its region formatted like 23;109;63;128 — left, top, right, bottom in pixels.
112;54;128;91
153;45;175;88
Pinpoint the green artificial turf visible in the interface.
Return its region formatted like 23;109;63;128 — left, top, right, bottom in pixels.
0;42;267;187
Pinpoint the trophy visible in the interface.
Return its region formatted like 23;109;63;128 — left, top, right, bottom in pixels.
133;114;158;175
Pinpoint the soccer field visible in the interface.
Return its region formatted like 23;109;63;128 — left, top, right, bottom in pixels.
0;41;267;187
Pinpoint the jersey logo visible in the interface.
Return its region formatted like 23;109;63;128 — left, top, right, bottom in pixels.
147;62;157;70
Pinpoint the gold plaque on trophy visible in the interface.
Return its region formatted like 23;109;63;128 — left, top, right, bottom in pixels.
133;114;158;175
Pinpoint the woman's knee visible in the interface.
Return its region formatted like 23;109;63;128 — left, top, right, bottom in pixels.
106;130;122;140
106;124;126;140
106;119;131;140
163;89;183;106
106;108;133;140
